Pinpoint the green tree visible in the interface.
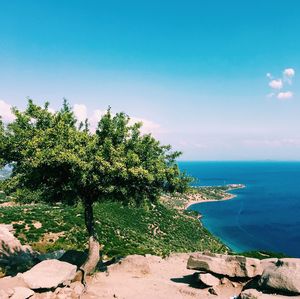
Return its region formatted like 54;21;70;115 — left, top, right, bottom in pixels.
0;99;191;277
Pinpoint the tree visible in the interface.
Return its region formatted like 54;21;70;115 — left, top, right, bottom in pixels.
0;99;191;278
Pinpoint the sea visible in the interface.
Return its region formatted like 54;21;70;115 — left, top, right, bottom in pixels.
178;161;300;257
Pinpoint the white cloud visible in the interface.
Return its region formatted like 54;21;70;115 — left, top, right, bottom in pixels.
266;68;296;99
0;100;15;123
277;91;293;100
129;117;161;135
88;109;105;132
48;107;56;114
283;68;295;78
269;79;283;89
73;104;88;122
283;68;295;85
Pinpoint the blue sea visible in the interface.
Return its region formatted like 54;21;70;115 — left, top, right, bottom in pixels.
178;161;300;257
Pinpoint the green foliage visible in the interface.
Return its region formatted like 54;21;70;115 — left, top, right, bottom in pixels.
0;99;191;206
0;201;227;257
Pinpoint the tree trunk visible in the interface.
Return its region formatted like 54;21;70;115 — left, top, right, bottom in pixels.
77;200;100;283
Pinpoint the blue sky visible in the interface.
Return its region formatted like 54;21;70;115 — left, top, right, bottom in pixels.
1;0;300;160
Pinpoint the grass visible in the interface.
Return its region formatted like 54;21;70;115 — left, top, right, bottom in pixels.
0;195;228;258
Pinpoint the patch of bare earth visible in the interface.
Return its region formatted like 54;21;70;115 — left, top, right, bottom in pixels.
82;254;243;299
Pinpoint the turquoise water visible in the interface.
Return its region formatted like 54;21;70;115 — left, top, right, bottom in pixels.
178;161;300;257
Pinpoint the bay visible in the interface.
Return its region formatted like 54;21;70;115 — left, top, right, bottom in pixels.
179;161;300;257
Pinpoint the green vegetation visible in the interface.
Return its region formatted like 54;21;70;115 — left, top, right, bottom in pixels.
0;99;192;274
0;196;227;257
0;191;7;204
162;184;244;210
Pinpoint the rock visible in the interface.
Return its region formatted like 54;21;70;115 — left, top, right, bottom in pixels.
197;272;220;287
220;277;235;287
187;253;262;278
259;258;300;294
11;287;34;299
70;281;84;296
0;224;33;254
30;291;54;299
240;288;300;299
260;258;277;270
0;289;14;299
0;225;37;276
208;286;219;296
240;289;262;299
21;260;77;289
0;276;28;293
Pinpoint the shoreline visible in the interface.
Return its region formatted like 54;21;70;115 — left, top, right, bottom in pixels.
185;184;246;210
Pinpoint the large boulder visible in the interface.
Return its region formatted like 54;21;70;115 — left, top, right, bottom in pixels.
258;258;300;294
187;253;262;278
0;224;32;255
21;260;77;289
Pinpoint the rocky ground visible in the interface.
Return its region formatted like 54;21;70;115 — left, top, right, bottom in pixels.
1;250;300;298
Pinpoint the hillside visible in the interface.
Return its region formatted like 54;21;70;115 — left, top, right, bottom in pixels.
0;193;227;261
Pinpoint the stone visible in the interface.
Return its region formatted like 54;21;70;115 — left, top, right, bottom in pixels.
187;253;262;278
197;272;220;287
21;260;77;289
11;287;34;299
0;276;28;292
0;224;33;254
70;281;85;296
260;258;278;270
0;289;13;299
259;258;300;294
208;286;219;296
220;277;234;286
240;289;300;299
240;289;262;299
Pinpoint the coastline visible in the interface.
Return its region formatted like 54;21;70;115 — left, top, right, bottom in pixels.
185;184;245;210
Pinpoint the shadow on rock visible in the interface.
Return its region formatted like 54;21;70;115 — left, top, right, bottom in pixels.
0;241;39;276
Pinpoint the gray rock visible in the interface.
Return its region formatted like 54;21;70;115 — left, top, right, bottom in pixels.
187;253;262;278
21;260;77;289
259;258;300;294
11;287;34;299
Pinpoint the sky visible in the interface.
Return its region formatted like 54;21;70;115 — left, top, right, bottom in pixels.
0;0;300;160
